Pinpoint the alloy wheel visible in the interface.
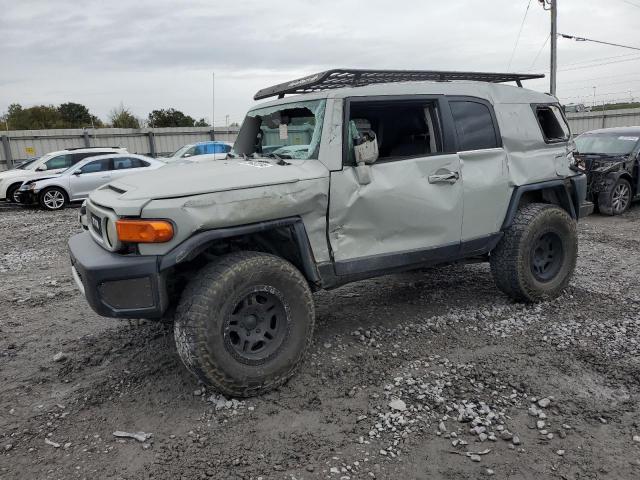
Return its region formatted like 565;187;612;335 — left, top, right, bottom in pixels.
43;190;65;210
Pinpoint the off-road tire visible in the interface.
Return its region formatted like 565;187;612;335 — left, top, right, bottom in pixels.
174;251;315;397
6;183;21;203
598;178;632;216
39;187;68;211
490;203;577;302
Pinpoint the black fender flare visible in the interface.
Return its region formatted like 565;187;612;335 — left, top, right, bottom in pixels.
501;177;585;229
158;217;320;283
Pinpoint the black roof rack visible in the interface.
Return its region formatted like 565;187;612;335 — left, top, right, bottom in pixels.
254;69;545;100
66;146;124;151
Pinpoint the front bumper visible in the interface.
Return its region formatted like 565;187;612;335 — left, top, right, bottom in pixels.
68;232;169;319
14;190;38;204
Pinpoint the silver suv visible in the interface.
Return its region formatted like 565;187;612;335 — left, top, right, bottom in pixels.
68;69;592;397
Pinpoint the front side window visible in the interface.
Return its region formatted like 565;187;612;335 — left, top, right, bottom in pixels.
79;159;111;174
535;105;570;142
450;100;500;151
45;154;72;170
346;99;443;164
234;99;326;160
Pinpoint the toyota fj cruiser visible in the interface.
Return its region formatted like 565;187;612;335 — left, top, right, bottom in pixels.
68;69;592;397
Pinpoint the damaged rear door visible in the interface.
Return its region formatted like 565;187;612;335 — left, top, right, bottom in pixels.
327;95;463;275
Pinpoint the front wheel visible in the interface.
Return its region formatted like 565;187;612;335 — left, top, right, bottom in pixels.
174;251;315;397
6;183;21;203
490;203;577;302
598;178;632;216
39;187;67;211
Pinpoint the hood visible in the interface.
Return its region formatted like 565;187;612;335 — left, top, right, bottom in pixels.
93;158;330;202
0;169;31;181
576;153;630;173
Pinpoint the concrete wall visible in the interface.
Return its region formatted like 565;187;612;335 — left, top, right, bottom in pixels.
0;127;239;170
566;108;640;135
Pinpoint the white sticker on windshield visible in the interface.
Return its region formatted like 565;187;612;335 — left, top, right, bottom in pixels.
240;161;273;168
618;136;639;141
279;123;288;140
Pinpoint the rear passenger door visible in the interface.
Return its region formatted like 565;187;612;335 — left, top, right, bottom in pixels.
447;97;511;241
328;96;464;275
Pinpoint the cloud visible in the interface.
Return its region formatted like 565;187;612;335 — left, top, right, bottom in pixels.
1;0;639;123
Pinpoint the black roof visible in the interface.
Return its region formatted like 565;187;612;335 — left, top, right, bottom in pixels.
254;68;545;100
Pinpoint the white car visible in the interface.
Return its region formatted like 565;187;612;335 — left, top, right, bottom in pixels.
0;147;127;202
16;154;164;211
164;141;232;163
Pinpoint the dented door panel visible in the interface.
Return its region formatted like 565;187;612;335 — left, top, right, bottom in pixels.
459;148;512;240
328;154;463;262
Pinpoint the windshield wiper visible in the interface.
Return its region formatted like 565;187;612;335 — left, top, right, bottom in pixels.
264;152;291;165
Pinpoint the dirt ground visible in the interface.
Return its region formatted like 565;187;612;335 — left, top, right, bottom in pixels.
1;203;639;480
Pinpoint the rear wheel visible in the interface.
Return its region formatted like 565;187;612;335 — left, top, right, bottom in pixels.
598;178;632;216
174;251;315;397
6;183;21;203
490;203;577;302
39;187;67;211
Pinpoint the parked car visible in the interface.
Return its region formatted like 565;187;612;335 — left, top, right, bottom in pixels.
0;147;127;202
574;127;640;215
164;141;232;163
68;69;591;397
16;154;164;211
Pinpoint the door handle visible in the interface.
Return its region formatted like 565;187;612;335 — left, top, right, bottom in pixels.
428;171;460;184
100;175;111;179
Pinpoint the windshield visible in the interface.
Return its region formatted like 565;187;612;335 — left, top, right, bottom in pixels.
232;99;326;160
169;144;194;159
23;153;54;171
575;133;640;156
15;158;38;170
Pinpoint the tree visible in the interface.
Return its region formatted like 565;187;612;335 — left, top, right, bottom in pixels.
109;104;140;129
147;108;196;128
2;102;104;129
194;118;210;127
58;102;92;127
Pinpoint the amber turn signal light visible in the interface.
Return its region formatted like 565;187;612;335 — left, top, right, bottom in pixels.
116;219;174;243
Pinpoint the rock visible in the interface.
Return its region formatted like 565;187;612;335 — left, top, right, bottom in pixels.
470;454;481;462
556;449;565;456
479;433;488;442
193;389;202;396
4;444;12;451
536;420;545;429
500;430;513;441
599;417;607;424
113;431;151;442
330;467;340;473
438;421;447;433
306;465;315;472
486;468;495;475
512;435;521;445
537;398;551;408
547;433;554;440
44;438;60;448
52;352;67;362
389;399;407;412
633;435;640;443
379;449;387;456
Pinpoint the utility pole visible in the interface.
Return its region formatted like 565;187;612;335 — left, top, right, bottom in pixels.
212;72;216;140
550;0;558;96
539;1;558;96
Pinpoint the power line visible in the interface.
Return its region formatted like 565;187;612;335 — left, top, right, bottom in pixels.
529;33;551;70
559;33;640;52
619;0;640;9
507;0;533;71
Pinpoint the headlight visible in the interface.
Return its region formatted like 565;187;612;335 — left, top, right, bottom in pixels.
568;152;586;172
28;183;37;190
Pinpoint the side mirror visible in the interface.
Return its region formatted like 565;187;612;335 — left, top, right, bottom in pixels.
73;170;82;176
353;130;379;186
182;153;192;158
36;165;47;172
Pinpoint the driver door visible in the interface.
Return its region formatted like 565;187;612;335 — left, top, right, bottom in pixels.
69;158;113;200
327;96;463;276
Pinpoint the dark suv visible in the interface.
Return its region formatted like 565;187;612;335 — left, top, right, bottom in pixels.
575;127;640;215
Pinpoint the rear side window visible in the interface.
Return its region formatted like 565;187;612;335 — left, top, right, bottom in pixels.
450;101;500;151
535;105;570;142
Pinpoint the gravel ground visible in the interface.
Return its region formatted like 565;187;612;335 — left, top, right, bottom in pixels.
1;203;640;479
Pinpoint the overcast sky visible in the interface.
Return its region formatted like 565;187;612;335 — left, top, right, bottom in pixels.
1;0;639;125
